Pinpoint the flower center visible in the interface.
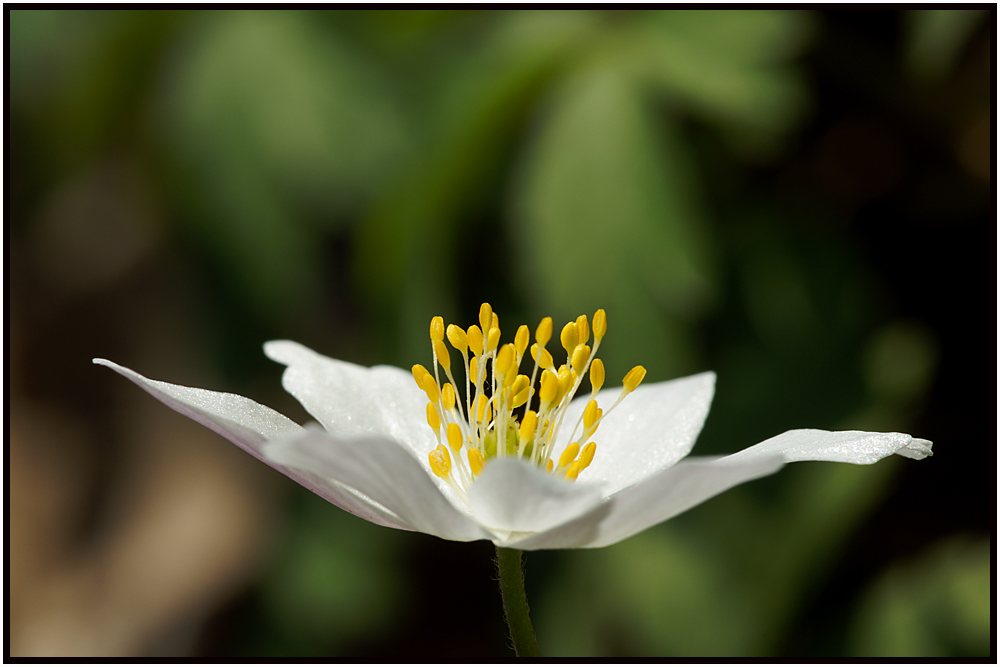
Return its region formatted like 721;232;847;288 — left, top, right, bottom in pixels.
413;303;645;500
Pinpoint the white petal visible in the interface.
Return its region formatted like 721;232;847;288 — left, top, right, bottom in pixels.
264;426;493;542
895;437;934;460
263;340;436;461
553;371;716;496
512;427;932;550
720;429;934;465
468;458;604;533
93;359;414;532
507;455;785;550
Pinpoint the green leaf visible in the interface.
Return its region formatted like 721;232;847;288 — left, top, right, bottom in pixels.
850;537;991;657
627;10;811;148
515;64;714;379
167;10;405;320
905;9;986;82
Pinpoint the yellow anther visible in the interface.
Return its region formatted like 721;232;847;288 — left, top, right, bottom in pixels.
583;400;600;432
496;343;514;377
536;317;553;346
447;324;468;353
468;448;484;476
571;344;591;375
539;370;558;404
469;356;478;383
590;358;605;393
492;313;499;331
512;387;530;408
442;382;456;411
559;442;580;468
486;327;501;353
430;316;445;341
426;402;441;432
421;375;440;403
446;422;463;452
479;303;493;334
475;395;492;423
579;442;597;469
545;459;554;473
593;309;607;341
515;325;529;360
519;410;538;444
623;365;647;393
429;445;451;477
433;339;451;370
556;366;573;403
530;344;555;371
467;325;484;358
510;374;529;398
576;314;589;345
412;364;431;388
560;321;578;356
564;461;582;481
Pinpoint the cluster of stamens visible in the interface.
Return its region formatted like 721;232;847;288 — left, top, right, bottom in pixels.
412;303;645;501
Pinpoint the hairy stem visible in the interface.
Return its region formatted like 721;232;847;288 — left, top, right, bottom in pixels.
495;546;541;657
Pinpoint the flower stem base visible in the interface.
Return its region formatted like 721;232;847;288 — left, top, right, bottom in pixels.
495;546;541;657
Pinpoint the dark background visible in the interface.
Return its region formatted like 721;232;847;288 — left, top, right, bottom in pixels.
9;9;993;657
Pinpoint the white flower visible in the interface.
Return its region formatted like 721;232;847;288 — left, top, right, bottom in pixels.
93;310;931;550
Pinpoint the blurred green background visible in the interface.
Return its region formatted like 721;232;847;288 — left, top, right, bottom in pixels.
8;9;992;658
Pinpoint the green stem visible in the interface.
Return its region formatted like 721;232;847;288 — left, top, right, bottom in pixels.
496;546;541;657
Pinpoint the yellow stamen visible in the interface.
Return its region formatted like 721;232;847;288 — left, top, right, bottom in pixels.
512;386;530;408
475;395;491;423
412;364;431;388
593;309;607;340
576;314;589;345
536;317;553;346
623;365;647;394
583;400;600;432
519;410;537;444
539;370;558;404
447;324;468;353
495;344;515;378
479;303;493;334
417;307;642;494
421;375;440;403
514;325;529;361
590;358;605;393
433;339;451;370
486;327;501;354
427;402;441;432
446;422;463;452
530;344;554;372
429;445;451;477
430;316;444;342
571;344;591;375
468;448;484;476
510;374;529;399
442;382;456;411
556;366;573;403
467;325;484;358
559;442;580;468
560;321;578;356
